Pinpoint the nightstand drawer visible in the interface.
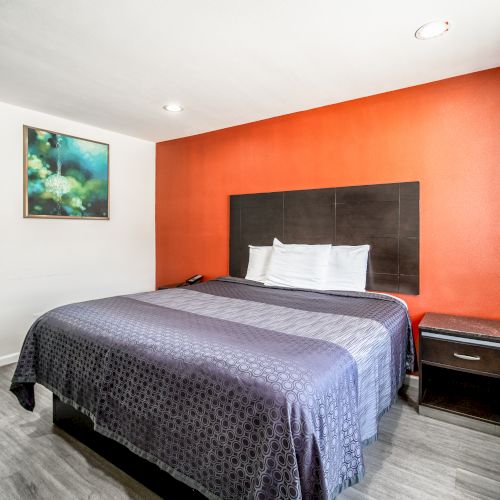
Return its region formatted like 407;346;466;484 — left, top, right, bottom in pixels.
421;336;500;376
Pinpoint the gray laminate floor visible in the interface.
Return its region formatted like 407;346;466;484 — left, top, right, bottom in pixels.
1;363;499;500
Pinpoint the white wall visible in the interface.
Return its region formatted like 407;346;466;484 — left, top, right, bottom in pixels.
0;101;156;363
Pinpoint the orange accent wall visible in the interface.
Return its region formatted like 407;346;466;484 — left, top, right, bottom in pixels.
156;68;500;335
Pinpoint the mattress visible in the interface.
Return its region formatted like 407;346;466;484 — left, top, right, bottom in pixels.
11;277;414;499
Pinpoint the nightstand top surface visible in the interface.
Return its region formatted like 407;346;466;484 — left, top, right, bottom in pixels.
420;312;500;342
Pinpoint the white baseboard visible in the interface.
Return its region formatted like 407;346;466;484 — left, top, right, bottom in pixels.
404;373;419;389
0;352;19;367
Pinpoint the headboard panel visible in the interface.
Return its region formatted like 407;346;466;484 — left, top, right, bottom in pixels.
229;181;419;294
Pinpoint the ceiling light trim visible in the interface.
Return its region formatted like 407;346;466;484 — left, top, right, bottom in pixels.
415;21;450;40
163;103;184;112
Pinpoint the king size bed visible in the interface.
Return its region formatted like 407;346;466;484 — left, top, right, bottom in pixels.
11;278;414;499
10;182;420;499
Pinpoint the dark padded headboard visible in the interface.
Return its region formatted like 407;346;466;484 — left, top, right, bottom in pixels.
229;181;419;294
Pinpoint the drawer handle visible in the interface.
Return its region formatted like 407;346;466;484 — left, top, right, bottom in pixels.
453;353;481;361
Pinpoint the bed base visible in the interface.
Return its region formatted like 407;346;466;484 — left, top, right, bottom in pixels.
52;394;204;499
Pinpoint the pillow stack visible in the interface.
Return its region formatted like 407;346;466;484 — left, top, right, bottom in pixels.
245;238;370;292
264;239;331;290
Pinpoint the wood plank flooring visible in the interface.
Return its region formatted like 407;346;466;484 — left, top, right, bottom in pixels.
1;363;499;499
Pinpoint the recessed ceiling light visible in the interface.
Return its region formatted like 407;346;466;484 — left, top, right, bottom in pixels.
163;103;183;112
415;21;450;40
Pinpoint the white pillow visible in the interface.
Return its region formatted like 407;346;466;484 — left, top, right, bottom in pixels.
264;238;331;290
245;245;273;282
324;245;370;291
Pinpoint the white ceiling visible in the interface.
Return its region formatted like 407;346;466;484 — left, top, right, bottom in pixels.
0;0;499;142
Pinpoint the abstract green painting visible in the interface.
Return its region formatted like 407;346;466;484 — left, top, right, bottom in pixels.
24;126;109;219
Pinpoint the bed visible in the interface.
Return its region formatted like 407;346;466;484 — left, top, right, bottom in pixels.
11;182;419;498
11;277;414;499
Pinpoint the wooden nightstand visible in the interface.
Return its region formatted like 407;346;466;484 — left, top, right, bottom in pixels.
157;281;199;290
418;313;500;436
157;283;183;290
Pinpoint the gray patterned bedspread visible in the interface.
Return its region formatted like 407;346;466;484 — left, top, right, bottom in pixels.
11;277;414;499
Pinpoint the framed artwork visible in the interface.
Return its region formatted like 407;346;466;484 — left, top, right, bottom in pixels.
23;125;109;219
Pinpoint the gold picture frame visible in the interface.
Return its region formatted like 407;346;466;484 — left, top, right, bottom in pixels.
23;125;110;220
